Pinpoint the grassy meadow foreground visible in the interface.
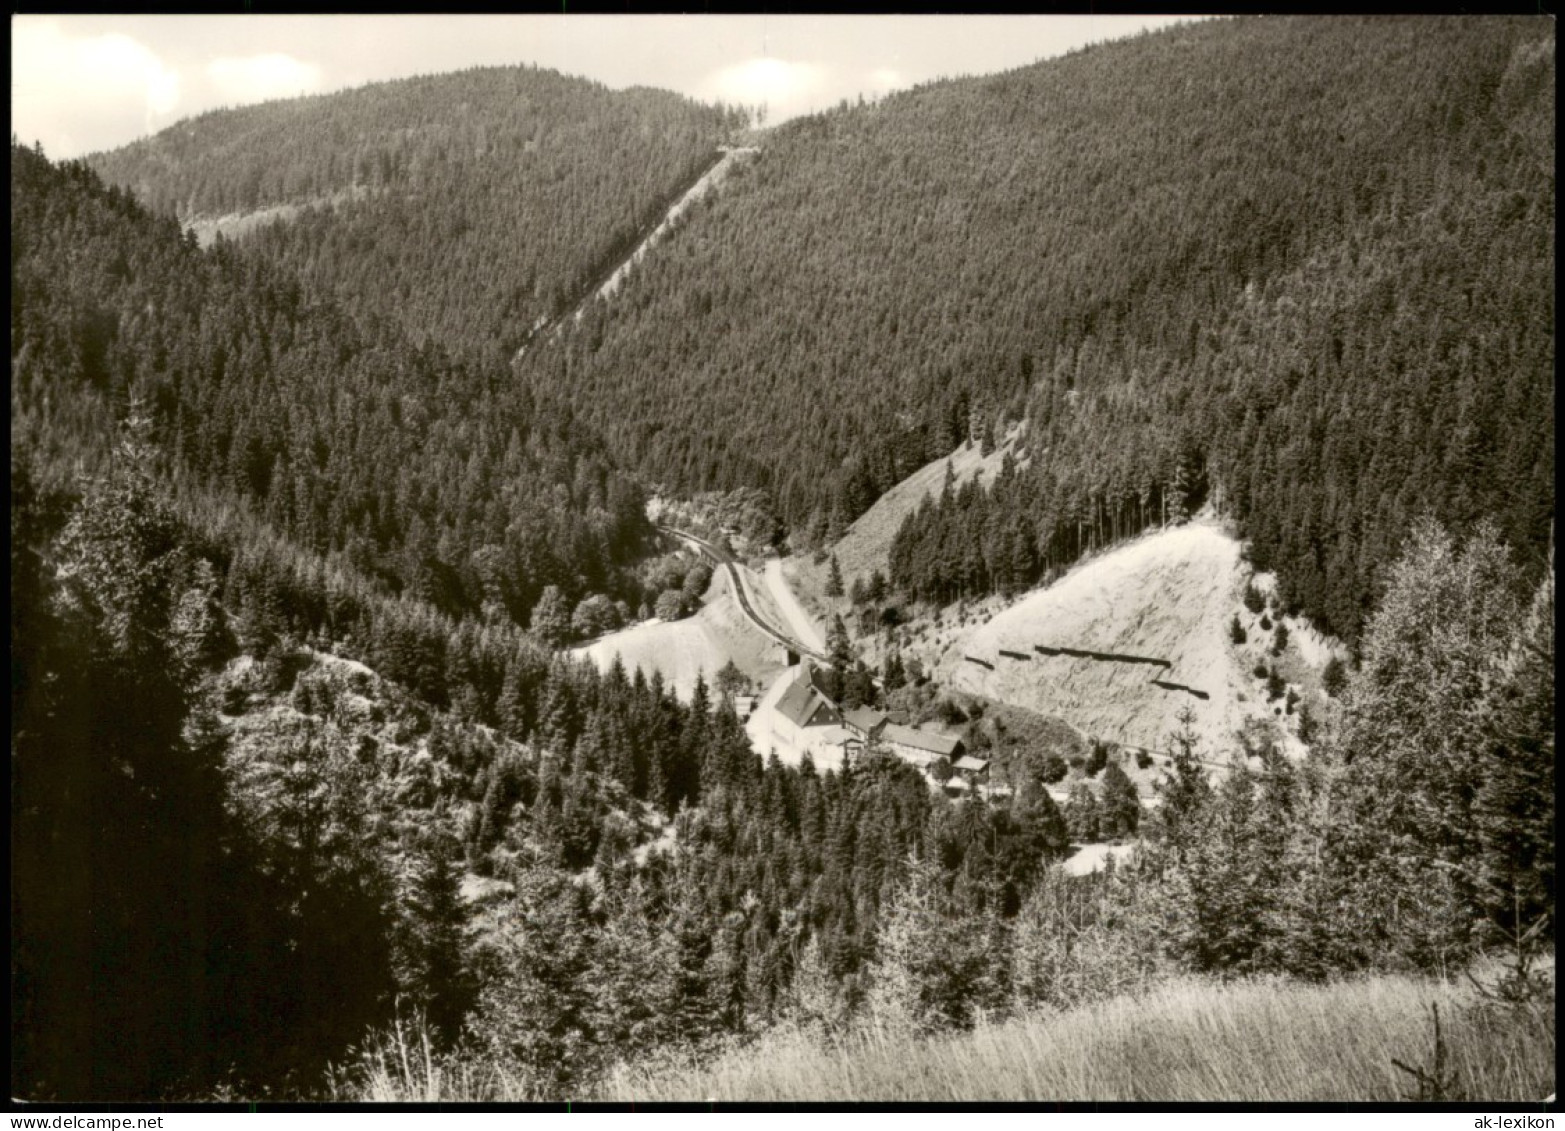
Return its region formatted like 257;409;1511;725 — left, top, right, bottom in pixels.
346;967;1555;1102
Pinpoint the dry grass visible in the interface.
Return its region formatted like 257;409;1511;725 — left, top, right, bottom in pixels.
595;974;1554;1103
331;1015;530;1103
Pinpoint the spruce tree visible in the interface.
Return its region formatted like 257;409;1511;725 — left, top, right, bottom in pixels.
1331;518;1526;970
825;554;845;599
1098;761;1142;840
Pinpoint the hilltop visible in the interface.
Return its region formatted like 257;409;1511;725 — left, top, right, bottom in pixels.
89;65;742;359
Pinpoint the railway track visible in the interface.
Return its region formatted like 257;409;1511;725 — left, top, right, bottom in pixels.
658;526;830;666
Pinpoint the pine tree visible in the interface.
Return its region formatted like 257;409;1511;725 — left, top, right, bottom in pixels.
863;857;982;1032
1149;707;1212;870
1097;761;1142;840
1064;780;1100;843
531;585;573;649
1331;518;1526;970
400;835;474;1042
474;863;602;1093
1470;569;1554;939
825;554;845;599
1322;654;1347;698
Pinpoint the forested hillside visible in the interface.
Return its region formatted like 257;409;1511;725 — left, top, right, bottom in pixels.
513;15;1552;645
10;144;1076;1098
89;65;743;361
11;15;1554;1104
13;142;658;649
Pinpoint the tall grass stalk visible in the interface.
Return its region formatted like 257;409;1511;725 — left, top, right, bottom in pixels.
595;972;1554;1103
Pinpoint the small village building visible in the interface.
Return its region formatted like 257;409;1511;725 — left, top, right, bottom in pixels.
769;665;842;750
952;754;990;778
879;723;964;770
811;725;864;765
842;705;888;743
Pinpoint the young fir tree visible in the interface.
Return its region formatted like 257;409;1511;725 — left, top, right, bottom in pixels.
1064;780;1100;843
1097;761;1142;840
825;554;845;599
1469;567;1554;940
1329;518;1526;971
398;834;474;1042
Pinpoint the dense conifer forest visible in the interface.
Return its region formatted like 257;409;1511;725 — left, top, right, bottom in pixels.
12;14;1555;1103
505;15;1550;646
13;142;663;652
89;66;745;363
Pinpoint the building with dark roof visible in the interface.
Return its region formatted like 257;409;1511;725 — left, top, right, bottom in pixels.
879;723;964;768
768;664;842;751
842;705;888;742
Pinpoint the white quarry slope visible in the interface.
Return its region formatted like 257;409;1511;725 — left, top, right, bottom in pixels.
932;516;1290;756
573;566;786;702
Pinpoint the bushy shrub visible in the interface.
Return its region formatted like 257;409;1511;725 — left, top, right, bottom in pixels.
654;588;688;621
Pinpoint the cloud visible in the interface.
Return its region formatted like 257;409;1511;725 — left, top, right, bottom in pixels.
704;56;826;121
868;67;903;91
207;52;323;105
12;18;182;156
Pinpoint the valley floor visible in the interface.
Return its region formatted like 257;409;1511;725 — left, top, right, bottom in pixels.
574;566;785;702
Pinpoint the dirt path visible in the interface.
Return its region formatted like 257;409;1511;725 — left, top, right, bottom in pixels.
764;559;827;654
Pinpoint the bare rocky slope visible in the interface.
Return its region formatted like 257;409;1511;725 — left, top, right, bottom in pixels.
919;515;1339;755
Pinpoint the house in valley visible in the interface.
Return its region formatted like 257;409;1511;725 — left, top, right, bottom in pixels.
842;705;889;743
769;663;842;750
765;661;968;782
879;723;965;770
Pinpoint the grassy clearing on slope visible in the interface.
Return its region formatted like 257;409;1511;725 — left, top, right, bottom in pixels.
597;972;1554;1103
573;568;784;702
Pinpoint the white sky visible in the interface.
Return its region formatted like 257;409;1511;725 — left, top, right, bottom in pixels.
12;15;1206;160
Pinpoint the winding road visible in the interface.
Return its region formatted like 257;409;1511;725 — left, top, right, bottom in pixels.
659;526;829;666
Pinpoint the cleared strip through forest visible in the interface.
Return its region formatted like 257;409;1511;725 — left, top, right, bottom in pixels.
514;146;759;357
